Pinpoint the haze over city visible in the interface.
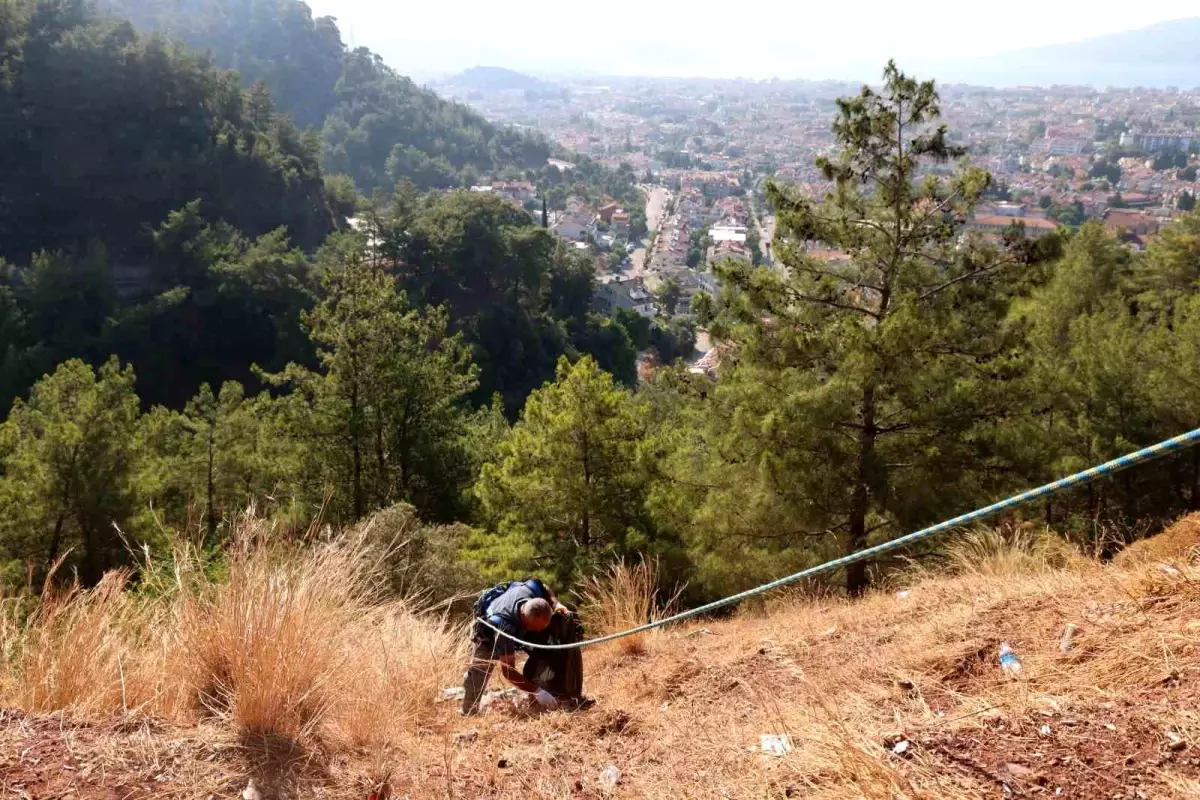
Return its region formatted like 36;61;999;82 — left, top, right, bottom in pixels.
306;0;1199;83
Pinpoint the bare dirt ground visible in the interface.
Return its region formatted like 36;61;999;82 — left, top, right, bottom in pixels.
4;518;1200;799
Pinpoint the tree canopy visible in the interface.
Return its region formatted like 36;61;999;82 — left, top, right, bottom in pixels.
98;0;552;190
1;0;334;263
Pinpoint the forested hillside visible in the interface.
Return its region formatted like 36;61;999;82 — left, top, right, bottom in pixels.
0;0;333;262
0;0;336;410
97;0;552;190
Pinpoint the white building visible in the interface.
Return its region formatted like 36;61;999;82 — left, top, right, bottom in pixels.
595;275;657;317
710;225;748;244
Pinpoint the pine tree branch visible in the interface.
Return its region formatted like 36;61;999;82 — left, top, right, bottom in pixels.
783;284;880;319
917;255;1019;302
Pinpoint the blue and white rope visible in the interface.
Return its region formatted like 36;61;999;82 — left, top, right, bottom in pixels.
477;427;1200;651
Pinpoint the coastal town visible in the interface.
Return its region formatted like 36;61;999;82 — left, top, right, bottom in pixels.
436;74;1200;337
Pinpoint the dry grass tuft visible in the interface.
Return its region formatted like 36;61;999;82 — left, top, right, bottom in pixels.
579;558;680;657
0;570;144;715
171;521;388;741
939;523;1084;579
333;605;467;750
1116;512;1200;566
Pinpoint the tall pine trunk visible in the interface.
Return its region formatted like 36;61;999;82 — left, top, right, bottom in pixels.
45;511;67;576
846;382;878;596
1190;448;1200;511
205;428;216;541
351;381;364;520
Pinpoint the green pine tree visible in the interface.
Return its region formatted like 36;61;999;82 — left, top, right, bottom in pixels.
138;382;301;538
0;358;148;585
473;356;654;587
692;63;1050;595
265;255;478;523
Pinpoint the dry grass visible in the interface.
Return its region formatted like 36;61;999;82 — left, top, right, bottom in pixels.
5;515;1200;798
333;606;466;750
170;520;395;741
0;511;464;754
1115;512;1200;566
578;558;680;657
0;570;146;715
932;522;1086;579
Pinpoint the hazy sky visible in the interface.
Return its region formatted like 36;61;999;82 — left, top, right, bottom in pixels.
302;0;1198;82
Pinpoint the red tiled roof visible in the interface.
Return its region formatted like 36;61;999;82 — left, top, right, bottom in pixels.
972;215;1057;230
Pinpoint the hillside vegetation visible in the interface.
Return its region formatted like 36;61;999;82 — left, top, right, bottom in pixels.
5;56;1200;607
449;65;549;92
97;0;553;190
0;0;334;263
2;514;1199;798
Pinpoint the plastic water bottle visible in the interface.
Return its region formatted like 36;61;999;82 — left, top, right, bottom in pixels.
999;643;1022;677
600;765;621;790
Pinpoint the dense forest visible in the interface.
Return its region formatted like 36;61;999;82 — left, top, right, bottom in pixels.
0;0;337;410
2;5;1199;613
97;0;553;190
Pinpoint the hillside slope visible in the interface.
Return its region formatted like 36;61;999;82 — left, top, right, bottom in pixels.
0;0;334;262
951;18;1200;87
97;0;551;190
3;517;1200;798
450;66;549;92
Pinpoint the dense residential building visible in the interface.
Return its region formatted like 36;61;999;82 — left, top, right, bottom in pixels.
1121;132;1197;152
435;72;1200;325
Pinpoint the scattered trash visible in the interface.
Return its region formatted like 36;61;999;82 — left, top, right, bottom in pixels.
1161;669;1181;686
760;734;793;756
1103;722;1116;731
659;701;670;712
896;590;911;600
891;740;911;756
1058;623;1077;654
241;779;262;800
479;688;520;712
1166;731;1187;752
599;765;622;790
441;686;466;702
1158;563;1182;577
687;628;715;638
999;643;1022;677
821;625;838;637
895;678;916;692
365;780;392;800
1039;724;1052;737
497;758;510;768
1005;762;1034;777
453;730;478;744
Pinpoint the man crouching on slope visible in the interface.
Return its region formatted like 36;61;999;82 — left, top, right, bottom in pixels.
461;577;589;715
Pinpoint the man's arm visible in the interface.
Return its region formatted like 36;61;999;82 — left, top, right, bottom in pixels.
496;653;541;694
541;582;571;615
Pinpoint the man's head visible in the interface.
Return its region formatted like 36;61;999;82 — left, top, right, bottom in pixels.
519;598;553;634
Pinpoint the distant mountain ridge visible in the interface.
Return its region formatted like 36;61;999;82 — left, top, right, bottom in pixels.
450;66;548;91
98;0;551;190
948;18;1200;87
